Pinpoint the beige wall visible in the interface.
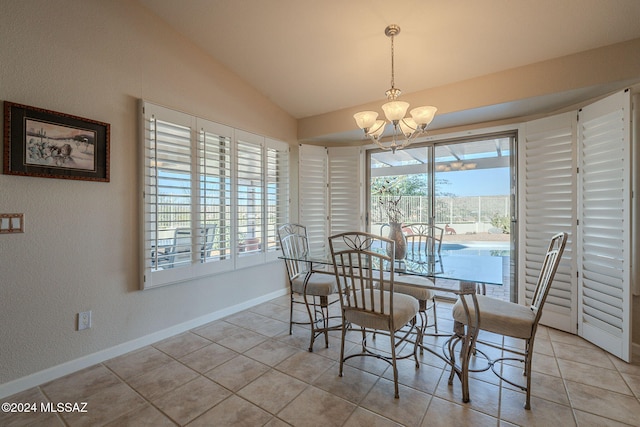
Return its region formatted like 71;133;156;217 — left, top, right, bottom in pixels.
0;0;296;391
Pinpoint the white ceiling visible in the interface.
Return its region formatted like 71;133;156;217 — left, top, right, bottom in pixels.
137;0;640;128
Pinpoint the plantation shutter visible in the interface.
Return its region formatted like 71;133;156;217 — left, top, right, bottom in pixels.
142;104;196;288
298;144;329;257
235;130;265;268
197;120;234;274
520;111;577;332
266;138;290;261
328;146;363;234
577;90;632;362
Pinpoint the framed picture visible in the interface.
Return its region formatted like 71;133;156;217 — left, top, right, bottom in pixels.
3;101;110;182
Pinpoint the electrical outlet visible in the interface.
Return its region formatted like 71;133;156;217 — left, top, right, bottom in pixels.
78;311;92;331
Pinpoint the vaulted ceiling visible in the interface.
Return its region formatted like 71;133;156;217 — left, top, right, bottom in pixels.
137;0;640;142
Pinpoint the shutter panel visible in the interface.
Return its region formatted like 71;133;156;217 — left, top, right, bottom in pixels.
266;138;290;261
520;112;577;332
197;119;233;274
578;90;632;362
328;146;363;234
299;144;329;257
235;130;265;267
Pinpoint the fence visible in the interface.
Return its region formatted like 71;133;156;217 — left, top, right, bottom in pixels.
372;195;510;230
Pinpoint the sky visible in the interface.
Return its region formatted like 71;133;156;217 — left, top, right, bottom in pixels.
437;167;510;197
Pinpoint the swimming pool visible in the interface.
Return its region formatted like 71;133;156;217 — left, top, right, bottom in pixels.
441;242;510;257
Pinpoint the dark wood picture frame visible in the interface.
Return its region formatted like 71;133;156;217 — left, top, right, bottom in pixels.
3;101;110;182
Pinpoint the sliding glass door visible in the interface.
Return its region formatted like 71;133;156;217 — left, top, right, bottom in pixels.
368;133;516;301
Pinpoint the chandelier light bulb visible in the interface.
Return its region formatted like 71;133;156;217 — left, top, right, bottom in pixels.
353;111;378;130
410;106;438;126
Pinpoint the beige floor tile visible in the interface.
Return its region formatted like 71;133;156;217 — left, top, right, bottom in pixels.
264;416;294;427
500;365;569;405
0;387;60;427
557;358;633;395
243;339;301;366
277;386;357;426
216;328;268;352
153;376;231;425
434;374;501;418
421;396;498;427
275;350;335;383
499;388;575;427
249;301;291;319
530;352;560;377
621;372;640;399
313;364;378;404
103;345;173;380
187;395;273;427
41;364;121;402
360;377;431;426
179;342;238;373
205;354;270;391
609;354;640;377
572;409;635;427
343;407;403;426
237;369;308;414
127;360;198;400
192;320;244;342
565;380;640;425
59;382;146;427
553;341;616;369
381;357;444;394
105;404;176;426
152;331;211;358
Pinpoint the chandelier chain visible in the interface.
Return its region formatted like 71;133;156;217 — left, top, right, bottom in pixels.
390;33;395;90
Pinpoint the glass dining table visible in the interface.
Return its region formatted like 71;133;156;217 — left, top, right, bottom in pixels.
278;249;502;404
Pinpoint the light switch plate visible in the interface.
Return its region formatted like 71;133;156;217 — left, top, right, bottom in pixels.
0;214;24;233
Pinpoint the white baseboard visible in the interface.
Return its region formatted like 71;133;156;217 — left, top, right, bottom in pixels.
0;288;288;399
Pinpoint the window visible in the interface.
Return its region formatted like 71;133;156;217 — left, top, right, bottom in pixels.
141;101;289;289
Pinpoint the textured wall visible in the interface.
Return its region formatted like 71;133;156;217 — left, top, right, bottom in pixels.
0;0;295;387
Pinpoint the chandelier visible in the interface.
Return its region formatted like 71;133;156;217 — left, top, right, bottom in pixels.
354;25;437;153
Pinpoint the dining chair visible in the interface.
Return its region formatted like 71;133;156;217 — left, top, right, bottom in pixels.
451;231;567;409
329;231;420;398
277;223;340;352
401;223;443;336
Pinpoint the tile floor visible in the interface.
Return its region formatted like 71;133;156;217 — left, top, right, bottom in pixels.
2;295;640;427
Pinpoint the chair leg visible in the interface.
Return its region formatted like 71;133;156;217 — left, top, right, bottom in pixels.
321;295;330;348
432;296;438;333
524;339;533;409
289;292;294;335
390;330;399;398
339;318;347;378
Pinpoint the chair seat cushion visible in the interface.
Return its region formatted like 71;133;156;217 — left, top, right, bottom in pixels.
385;275;435;301
291;272;337;296
452;295;536;339
344;290;419;331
